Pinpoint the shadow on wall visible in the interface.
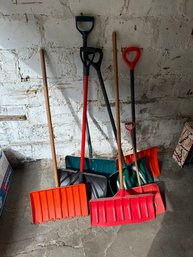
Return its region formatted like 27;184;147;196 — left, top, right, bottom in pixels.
45;51;118;158
3;148;33;167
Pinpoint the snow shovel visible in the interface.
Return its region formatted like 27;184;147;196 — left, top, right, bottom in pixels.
85;47;153;186
116;47;160;178
64;16;117;181
58;47;107;200
125;122;165;215
30;49;88;224
65;47;153;194
89;32;155;226
108;156;153;196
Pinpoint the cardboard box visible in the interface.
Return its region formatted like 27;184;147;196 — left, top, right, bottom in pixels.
173;122;193;167
0;150;13;216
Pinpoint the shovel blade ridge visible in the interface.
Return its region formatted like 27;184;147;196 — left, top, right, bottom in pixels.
90;193;155;226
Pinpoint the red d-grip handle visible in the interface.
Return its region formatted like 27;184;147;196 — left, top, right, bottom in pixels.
122;47;141;70
125;121;135;134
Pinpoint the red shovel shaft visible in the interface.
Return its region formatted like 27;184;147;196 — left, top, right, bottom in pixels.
80;75;89;173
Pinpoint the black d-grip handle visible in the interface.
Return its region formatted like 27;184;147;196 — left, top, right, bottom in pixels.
76;16;94;46
81;47;103;70
80;47;96;75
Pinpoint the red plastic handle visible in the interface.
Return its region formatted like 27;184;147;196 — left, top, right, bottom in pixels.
80;75;88;173
125;121;135;134
122;47;141;70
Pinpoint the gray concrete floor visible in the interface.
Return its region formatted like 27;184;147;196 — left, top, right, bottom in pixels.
0;154;193;257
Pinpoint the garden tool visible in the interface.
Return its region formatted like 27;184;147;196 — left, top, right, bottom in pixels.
58;47;107;200
30;49;88;224
90;32;155;226
116;46;160;178
64;46;153;194
125;122;165;215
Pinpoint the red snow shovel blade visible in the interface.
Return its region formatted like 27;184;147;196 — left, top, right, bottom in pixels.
118;146;160;178
127;184;165;215
90;189;155;226
30;184;88;224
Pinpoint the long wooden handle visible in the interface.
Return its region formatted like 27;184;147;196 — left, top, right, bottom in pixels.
40;48;59;188
112;32;123;190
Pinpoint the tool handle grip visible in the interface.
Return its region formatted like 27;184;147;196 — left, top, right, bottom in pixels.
76;16;94;23
40;49;59;188
125;121;135;133
80;47;96;75
84;47;103;69
76;16;94;46
122;47;141;70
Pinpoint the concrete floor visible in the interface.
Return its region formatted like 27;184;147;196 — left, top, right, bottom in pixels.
0;154;193;257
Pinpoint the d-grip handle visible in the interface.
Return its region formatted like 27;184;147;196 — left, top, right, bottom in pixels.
80;47;96;75
125;121;135;134
122;47;141;70
81;47;103;69
76;16;94;44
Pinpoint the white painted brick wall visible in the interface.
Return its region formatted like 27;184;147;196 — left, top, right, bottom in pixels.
0;0;192;163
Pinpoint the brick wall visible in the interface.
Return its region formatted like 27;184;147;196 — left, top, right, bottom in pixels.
0;0;193;162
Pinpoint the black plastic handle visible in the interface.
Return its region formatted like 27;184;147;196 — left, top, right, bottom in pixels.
80;47;96;75
81;47;103;70
76;16;94;46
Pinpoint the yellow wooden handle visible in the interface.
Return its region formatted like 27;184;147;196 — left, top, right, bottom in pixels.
40;48;59;188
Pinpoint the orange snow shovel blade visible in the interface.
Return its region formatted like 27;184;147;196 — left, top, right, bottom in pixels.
127;184;165;215
90;189;155;226
30;184;88;224
116;146;160;178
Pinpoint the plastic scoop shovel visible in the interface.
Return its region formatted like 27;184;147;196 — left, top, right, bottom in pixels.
30;49;88;224
89;32;155;226
125;122;165;215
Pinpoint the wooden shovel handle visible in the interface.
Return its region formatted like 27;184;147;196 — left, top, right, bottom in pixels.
40;48;59;188
112;32;123;190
